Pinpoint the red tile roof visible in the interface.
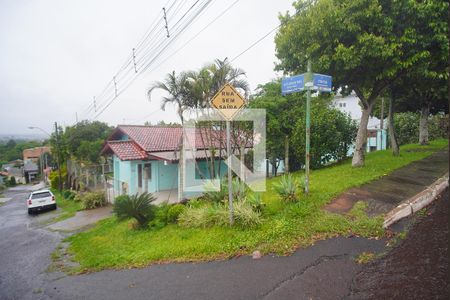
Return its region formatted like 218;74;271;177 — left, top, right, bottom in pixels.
101;125;252;161
103;141;148;161
23;147;51;160
118;126;182;152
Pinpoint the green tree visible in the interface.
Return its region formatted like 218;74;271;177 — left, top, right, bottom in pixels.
249;81;303;173
147;71;191;123
292;100;357;168
149;59;250;179
49;121;112;164
275;0;446;166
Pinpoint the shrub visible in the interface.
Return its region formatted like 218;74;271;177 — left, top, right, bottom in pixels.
187;198;204;208
244;193;264;212
394;112;448;145
232;178;248;201
49;167;67;190
178;205;228;228
8;176;16;187
113;193;156;229
167;204;185;223
0;183;5;191
292;105;357;168
79;191;107;209
273;174;302;202
62;189;75;200
154;202;170;225
233;201;262;227
114;194;129;203
203;178;228;203
73;193;83;202
178;202;261;228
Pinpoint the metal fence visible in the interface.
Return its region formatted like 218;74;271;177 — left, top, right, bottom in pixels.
66;160;114;203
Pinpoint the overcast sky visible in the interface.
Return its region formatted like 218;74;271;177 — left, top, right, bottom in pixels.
0;0;294;135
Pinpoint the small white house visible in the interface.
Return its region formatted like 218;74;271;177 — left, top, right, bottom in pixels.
332;91;387;153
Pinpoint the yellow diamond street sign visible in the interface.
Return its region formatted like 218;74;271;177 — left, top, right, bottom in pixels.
211;83;246;120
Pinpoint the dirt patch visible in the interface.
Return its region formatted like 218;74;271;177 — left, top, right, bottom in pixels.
324;149;448;216
348;189;449;299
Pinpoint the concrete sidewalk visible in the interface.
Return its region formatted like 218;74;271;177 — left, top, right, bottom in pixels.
47;206;113;231
324;149;448;216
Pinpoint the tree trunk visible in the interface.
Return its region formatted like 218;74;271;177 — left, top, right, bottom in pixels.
352;104;373;167
284;135;289;173
388;98;399;156
419;104;430;145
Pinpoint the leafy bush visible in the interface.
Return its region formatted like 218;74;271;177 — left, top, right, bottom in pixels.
204;178;249;203
187;198;204;208
154;202;170;225
394;112;448;145
232;178;247;201
244;193;264;212
114;194;129;203
8;176;16;187
178;205;226;228
233;201;262;227
79;191;107;209
62;189;75;200
292;104;357;168
178;202;261;228
49;167;67;190
0;183;5;191
113;193;156;229
394;112;420;145
203;178;228;203
167;204;185;223
273;174;302;202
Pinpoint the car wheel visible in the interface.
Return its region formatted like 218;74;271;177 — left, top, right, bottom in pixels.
28;208;33;215
52;204;57;210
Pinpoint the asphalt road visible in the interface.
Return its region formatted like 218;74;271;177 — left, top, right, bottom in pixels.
0;186;388;300
0;186;447;300
0;186;63;300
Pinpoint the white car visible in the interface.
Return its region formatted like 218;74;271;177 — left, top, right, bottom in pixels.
27;189;57;214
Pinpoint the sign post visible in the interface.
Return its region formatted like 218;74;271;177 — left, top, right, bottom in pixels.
211;83;246;225
305;60;312;194
281;61;332;195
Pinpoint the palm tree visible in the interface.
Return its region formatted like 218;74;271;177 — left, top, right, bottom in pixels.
208;58;249;98
186;58;250;109
147;71;190;123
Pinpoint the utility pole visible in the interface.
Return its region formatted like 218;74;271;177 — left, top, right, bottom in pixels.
305;60;312;194
226;120;234;225
380;97;384;150
54;122;63;192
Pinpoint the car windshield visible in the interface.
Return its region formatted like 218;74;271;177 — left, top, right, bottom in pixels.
31;192;51;199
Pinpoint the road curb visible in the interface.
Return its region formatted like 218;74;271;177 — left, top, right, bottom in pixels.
383;172;449;228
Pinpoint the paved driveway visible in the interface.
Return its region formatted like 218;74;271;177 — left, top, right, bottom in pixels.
47;206;112;231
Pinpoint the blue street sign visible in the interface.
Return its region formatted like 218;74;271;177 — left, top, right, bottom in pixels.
312;74;332;92
281;74;304;95
282;73;332;95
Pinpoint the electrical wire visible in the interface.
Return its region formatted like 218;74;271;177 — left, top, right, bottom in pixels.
92;0;213;119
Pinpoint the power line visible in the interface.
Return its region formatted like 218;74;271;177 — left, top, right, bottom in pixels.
81;0;179;118
230;24;281;63
91;0;214;119
148;0;240;73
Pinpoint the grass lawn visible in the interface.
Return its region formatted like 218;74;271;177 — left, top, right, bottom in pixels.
65;139;448;272
49;189;83;223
